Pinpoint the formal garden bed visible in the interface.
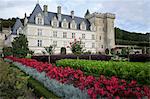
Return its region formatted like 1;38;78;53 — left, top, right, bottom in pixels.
0;59;60;99
56;59;150;85
4;56;150;99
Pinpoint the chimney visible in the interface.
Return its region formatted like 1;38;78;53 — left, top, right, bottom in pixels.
71;11;74;19
24;13;28;26
43;5;48;12
57;6;61;21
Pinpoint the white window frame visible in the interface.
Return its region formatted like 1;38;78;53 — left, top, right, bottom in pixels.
82;42;85;48
63;32;67;38
72;33;75;38
92;42;95;48
53;41;57;47
53;31;57;38
37;29;42;36
37;40;42;47
92;34;95;40
82;34;85;39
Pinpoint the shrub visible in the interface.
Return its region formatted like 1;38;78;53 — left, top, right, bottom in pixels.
129;54;150;62
56;59;150;85
2;47;13;57
32;54;111;63
0;60;30;98
68;38;84;55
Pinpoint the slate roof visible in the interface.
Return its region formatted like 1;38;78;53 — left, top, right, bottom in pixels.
11;18;23;35
28;4;91;30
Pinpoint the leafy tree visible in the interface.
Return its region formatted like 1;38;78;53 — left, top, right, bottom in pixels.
44;45;56;63
68;39;84;55
12;34;29;58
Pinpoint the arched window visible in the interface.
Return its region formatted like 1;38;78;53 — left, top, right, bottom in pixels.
70;20;76;29
52;16;58;28
62;19;68;28
80;21;86;30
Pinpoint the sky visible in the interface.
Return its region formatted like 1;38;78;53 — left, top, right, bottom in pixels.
0;0;149;33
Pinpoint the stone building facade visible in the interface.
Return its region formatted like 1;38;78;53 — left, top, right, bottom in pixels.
5;3;115;54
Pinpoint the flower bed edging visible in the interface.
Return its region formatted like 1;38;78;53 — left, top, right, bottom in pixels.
11;61;89;99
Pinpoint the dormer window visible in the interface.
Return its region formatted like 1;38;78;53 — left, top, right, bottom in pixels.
52;16;58;28
80;21;86;30
62;19;68;28
36;13;44;25
70;20;77;29
38;18;42;24
90;23;96;31
17;27;22;34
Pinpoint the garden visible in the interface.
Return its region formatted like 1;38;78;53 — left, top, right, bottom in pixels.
1;34;150;99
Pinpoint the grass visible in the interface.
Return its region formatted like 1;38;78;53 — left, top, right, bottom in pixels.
28;77;60;99
4;59;60;99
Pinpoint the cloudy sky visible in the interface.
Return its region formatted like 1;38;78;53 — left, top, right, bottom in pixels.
0;0;149;33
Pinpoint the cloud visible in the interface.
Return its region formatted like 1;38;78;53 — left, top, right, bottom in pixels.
0;0;149;33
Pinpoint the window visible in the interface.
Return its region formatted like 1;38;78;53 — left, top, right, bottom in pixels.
63;23;67;28
63;41;67;47
92;34;95;40
37;18;42;25
92;43;95;48
53;31;57;38
18;29;22;34
37;40;42;47
82;42;85;48
72;24;76;29
72;33;75;38
82;34;85;39
38;29;42;36
99;36;101;40
81;25;85;30
63;32;67;38
70;20;76;29
53;21;57;27
101;45;103;49
53;41;57;47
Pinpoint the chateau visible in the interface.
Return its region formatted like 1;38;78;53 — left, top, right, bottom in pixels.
4;3;115;54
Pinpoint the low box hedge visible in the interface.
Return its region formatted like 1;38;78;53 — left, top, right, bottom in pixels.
129;54;150;62
56;59;150;85
31;54;111;63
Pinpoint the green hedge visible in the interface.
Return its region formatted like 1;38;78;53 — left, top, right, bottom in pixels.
56;59;150;85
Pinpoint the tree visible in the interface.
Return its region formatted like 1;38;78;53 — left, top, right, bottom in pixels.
68;39;84;59
68;39;84;55
44;45;55;63
12;34;29;58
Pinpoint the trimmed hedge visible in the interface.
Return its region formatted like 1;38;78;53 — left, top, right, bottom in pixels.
129;54;150;62
56;59;150;85
32;54;111;63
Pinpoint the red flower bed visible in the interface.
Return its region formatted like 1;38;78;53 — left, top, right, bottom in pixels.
6;56;150;99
